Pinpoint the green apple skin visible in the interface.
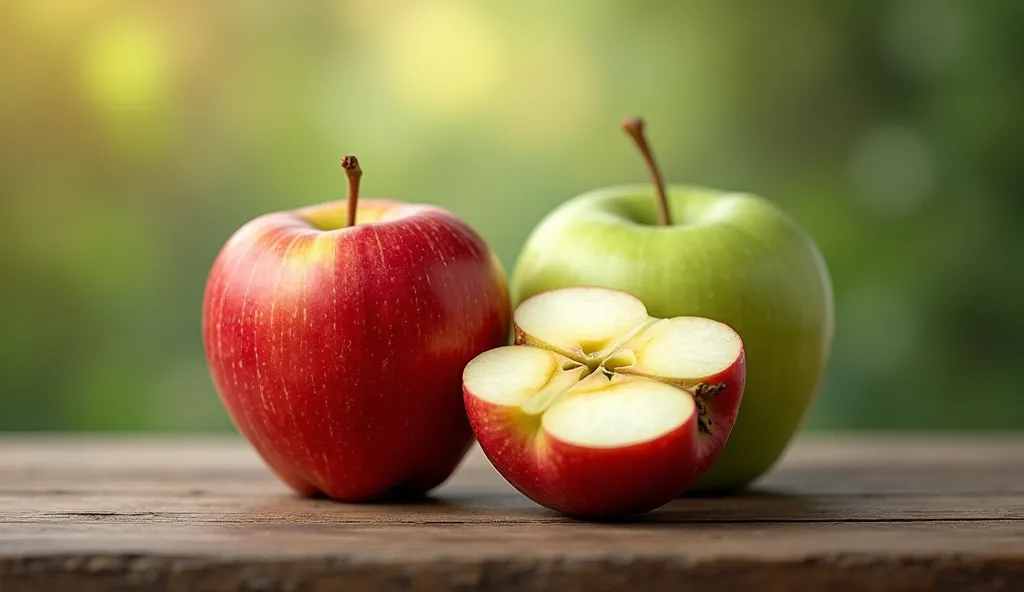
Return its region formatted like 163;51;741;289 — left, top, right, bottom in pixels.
511;184;834;492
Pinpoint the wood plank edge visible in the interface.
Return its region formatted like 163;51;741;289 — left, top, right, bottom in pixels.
1;552;1023;592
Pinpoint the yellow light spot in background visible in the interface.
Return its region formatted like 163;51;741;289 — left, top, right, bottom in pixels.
381;5;504;118
491;32;600;151
80;20;173;115
19;0;101;36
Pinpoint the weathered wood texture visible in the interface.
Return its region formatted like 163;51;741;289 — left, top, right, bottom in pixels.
2;434;1023;591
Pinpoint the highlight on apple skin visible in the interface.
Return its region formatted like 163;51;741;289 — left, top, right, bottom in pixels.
462;286;746;518
202;156;511;501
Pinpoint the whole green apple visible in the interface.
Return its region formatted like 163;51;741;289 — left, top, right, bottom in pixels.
510;118;834;491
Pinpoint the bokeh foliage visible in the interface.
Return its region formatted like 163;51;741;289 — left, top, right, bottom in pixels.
2;0;1022;431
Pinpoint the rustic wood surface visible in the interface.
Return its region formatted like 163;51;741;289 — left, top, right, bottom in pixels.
1;434;1023;591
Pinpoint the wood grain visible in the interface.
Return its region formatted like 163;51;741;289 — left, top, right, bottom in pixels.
1;433;1023;591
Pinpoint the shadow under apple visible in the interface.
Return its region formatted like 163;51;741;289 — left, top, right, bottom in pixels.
575;487;833;526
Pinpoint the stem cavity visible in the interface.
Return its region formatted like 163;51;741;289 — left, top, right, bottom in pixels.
621;117;672;226
340;155;362;228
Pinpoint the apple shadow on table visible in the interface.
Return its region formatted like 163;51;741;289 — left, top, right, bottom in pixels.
574;486;835;526
292;486;457;507
232;491;470;528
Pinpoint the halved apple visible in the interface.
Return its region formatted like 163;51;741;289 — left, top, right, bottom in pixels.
464;287;745;518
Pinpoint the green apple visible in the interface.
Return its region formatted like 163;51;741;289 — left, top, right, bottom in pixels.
510;117;834;491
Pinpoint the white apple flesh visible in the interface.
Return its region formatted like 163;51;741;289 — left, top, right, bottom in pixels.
464;287;745;517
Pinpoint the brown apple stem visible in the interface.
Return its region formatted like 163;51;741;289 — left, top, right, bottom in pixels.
340;155;362;228
621;117;672;226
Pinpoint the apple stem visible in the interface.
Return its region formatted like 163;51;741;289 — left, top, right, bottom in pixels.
621;117;672;226
340;155;362;228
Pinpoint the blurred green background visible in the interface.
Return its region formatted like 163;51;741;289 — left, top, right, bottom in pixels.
2;1;1022;432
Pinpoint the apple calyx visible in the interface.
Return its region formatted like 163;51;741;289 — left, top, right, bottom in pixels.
340;155;362;228
693;382;727;435
621;116;672;227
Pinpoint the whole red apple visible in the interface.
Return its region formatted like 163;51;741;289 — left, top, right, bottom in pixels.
202;156;511;501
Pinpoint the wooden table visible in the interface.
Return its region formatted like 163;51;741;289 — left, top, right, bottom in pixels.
1;434;1023;591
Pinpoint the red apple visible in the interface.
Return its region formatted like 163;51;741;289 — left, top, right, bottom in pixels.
202;156;511;501
463;287;744;517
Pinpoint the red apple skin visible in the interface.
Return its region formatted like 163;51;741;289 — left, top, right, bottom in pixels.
202;198;511;501
688;350;746;480
464;395;699;518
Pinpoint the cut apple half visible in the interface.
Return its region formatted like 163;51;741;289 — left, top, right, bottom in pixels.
463;286;746;518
